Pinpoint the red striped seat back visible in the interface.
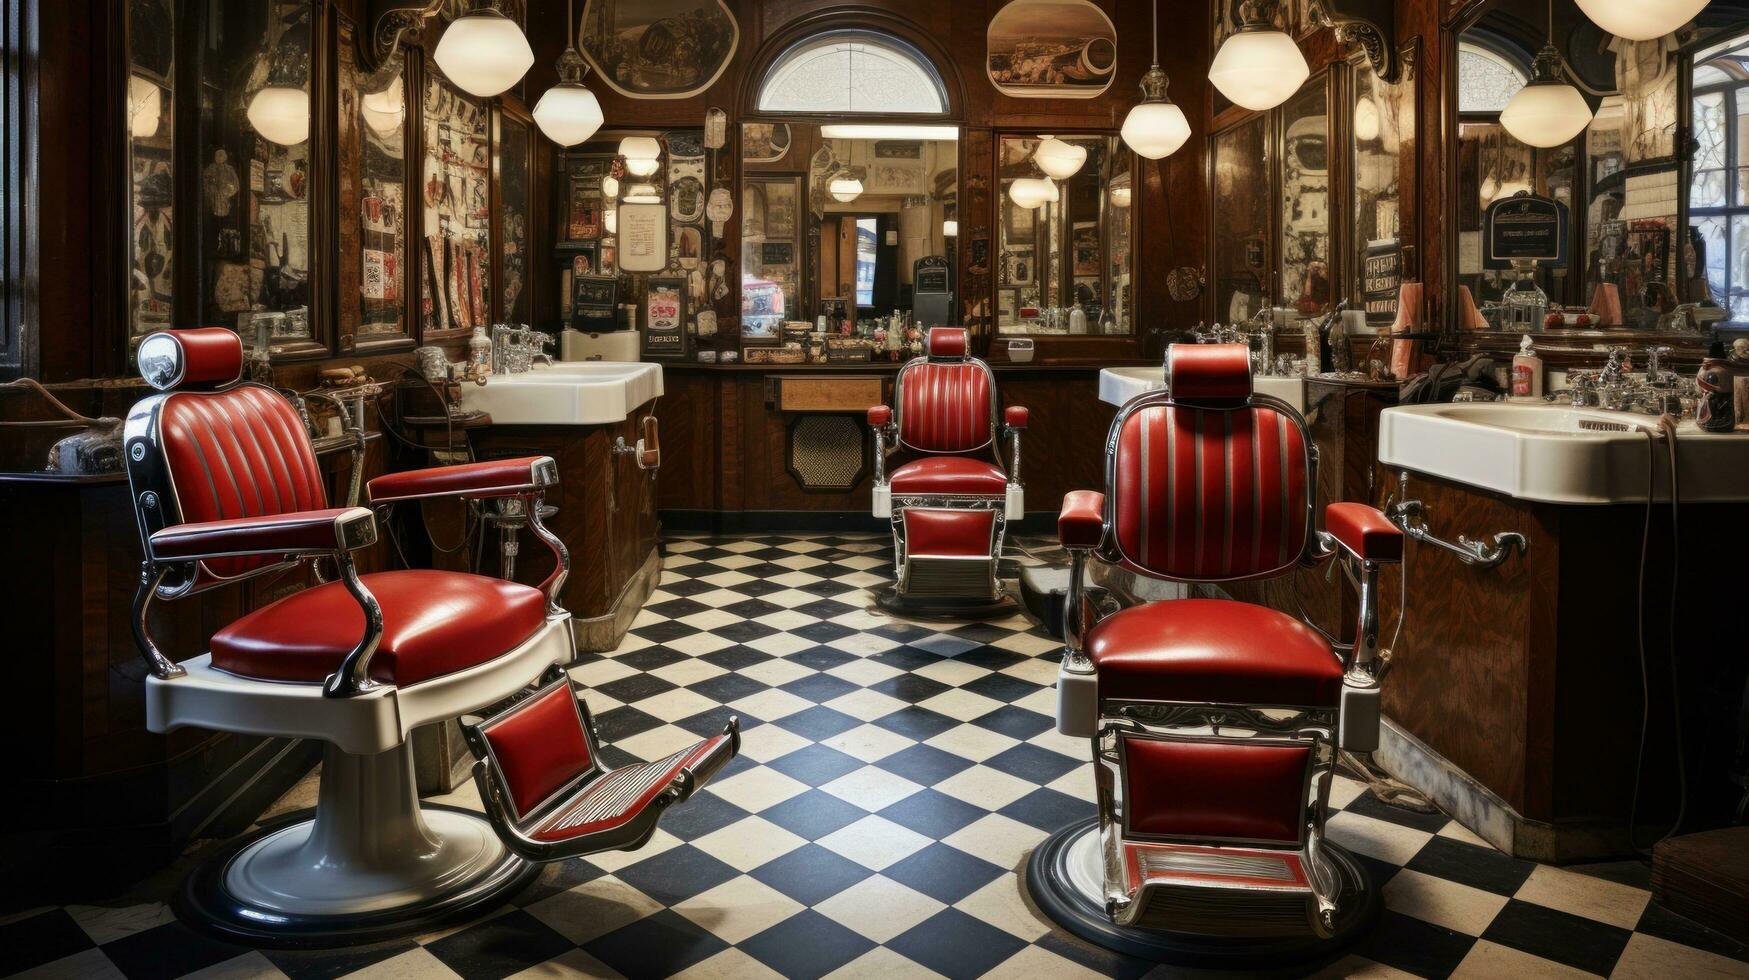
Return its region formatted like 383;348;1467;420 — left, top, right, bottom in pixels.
1108;345;1312;581
896;329;994;454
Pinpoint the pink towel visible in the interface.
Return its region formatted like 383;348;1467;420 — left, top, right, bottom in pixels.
1457;285;1488;331
1390;282;1428;380
1588;283;1622;326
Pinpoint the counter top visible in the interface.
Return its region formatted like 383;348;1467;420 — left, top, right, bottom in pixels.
662;359;1155;374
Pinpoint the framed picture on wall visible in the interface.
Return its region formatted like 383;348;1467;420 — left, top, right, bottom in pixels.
986;0;1116;99
642;276;689;359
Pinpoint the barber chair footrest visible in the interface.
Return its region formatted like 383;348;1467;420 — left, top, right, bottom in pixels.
1027;818;1381;966
898;508;1000;600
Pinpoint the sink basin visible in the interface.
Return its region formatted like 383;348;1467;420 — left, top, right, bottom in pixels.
1379;402;1749;503
457;362;664;426
1098;365;1307;413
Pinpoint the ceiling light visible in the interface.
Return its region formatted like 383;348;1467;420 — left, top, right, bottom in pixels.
1008;177;1057;209
602;175;620;199
620;136;662;176
1500;11;1593;150
1109;185;1132;208
534;1;603;146
128;74;162;139
1121;0;1192;159
943;219;958;237
829;176;864;203
1574;0;1706;41
1033;137;1088;179
819;124;959;141
1353;95;1380;142
1209;0;1309;112
247;86;309;146
433;6;533;99
361;77;404;136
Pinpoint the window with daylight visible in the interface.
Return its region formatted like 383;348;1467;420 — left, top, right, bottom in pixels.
1458;41;1529;114
757;30;948;115
1690;34;1749;323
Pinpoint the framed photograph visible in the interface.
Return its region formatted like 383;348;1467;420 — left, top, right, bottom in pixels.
742;122;791;163
570;243;599;278
580;0;738;100
572;273;619;331
566;176;603;241
761;241;794;266
642;276;689;358
764;181;797;239
986;0;1116;99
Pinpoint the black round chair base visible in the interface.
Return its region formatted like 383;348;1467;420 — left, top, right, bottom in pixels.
177;805;539;949
1026;818;1381;968
873;587;1016;619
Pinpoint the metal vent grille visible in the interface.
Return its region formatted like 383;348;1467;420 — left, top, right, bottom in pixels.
1138;850;1298;882
789;415;864;490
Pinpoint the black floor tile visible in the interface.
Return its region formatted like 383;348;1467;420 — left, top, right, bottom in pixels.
879;789;990;839
767;744;866;786
581;910;728;978
888;908;1028;978
1482;899;1633;976
882;843;1007;904
738;909;876;980
972;704;1055;740
263;941;419;980
612;844;740;906
1349;910;1477;980
100;922;256;980
1404;835;1536;897
983;744;1081;784
1000;788;1094;832
872;705;961;740
0;909;94;976
422;910;575;980
761;789;869;841
773;705;862;740
750;844;872;905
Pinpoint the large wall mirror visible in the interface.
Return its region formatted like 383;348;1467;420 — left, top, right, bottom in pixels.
126;0;176;341
994;134;1133;335
1447;0;1749;342
1210;115;1273;325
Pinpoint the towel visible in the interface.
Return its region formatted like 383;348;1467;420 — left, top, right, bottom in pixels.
1390;282;1429;380
1588;283;1622;326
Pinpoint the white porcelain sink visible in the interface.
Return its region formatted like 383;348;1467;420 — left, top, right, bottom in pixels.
1098;365;1307;414
1380;402;1749;504
457;362;664;426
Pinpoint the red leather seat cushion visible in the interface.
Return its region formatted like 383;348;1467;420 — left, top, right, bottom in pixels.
891;456;1008;495
1089;599;1342;706
210;570;549;686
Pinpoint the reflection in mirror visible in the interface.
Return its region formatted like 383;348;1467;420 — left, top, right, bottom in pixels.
1279;82;1331;323
422;63;492;336
1353;51;1414;329
1452;1;1692;333
1689;32;1749;328
1211;116;1270;325
995;135;1133;334
345;29;409;346
199;0;316;355
497;113;532;325
740;123;958;341
128;0;175;340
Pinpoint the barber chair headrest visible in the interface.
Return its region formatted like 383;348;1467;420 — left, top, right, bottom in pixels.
926;328;969;361
138;328;245;391
1166;343;1253;406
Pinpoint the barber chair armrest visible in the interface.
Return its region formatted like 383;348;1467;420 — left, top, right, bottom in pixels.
1003;405;1029;430
1003;406;1028;488
1324;502;1403;563
868;406;894;489
367;456;558;506
1058;491;1105;551
149;507;377;561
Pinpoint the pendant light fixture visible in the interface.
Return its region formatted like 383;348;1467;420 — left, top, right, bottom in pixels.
534;0;604;146
1208;0;1309;112
128;75;163;139
433;3;534;99
245;1;311;146
1500;1;1593;149
1120;0;1192;159
829;173;864;203
619;136;662;177
1033;136;1087;180
1574;0;1705;42
361;77;405;137
1007;177;1058;210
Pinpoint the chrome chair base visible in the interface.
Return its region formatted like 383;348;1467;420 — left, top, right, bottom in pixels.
1026;817;1380;967
177;742;536;947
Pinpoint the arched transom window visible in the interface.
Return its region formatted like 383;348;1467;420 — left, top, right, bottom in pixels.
757;30;948;115
1459;41;1530;114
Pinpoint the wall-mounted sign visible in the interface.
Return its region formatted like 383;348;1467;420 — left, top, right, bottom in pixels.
1363;240;1402;326
642;277;689;359
571;274;619;332
579;0;738;100
986;0;1117;100
618;201;668;273
1484;192;1568;269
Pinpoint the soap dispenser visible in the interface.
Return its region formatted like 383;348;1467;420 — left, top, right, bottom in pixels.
1511;334;1543;401
469;324;493;376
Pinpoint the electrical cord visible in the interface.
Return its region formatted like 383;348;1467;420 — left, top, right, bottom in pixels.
1627;417;1689;855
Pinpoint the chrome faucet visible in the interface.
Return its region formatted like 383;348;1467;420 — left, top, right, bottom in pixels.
491;324;553;375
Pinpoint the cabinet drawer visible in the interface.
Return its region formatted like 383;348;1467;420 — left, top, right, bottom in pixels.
776;375;884;413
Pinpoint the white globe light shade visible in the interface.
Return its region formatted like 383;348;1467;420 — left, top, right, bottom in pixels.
1033;137;1087;179
624;157;660;177
604;209;618;234
1353;96;1380;143
1120;100;1191;159
1500;81;1593;148
433;9;533;99
129;75;162;139
619;136;662;175
361;77;404;136
1007;177;1057;209
1574;0;1706;41
247;86;309;146
942;219;958;237
601;175;620;199
1209;29;1309;111
1109;184;1132;208
533;82;604;146
829;177;864;203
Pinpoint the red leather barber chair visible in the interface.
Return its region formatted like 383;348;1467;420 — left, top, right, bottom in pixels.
867;327;1027;606
1030;344;1403;964
124;329;732;946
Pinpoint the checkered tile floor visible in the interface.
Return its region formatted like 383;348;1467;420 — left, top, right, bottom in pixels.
6;533;1748;979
